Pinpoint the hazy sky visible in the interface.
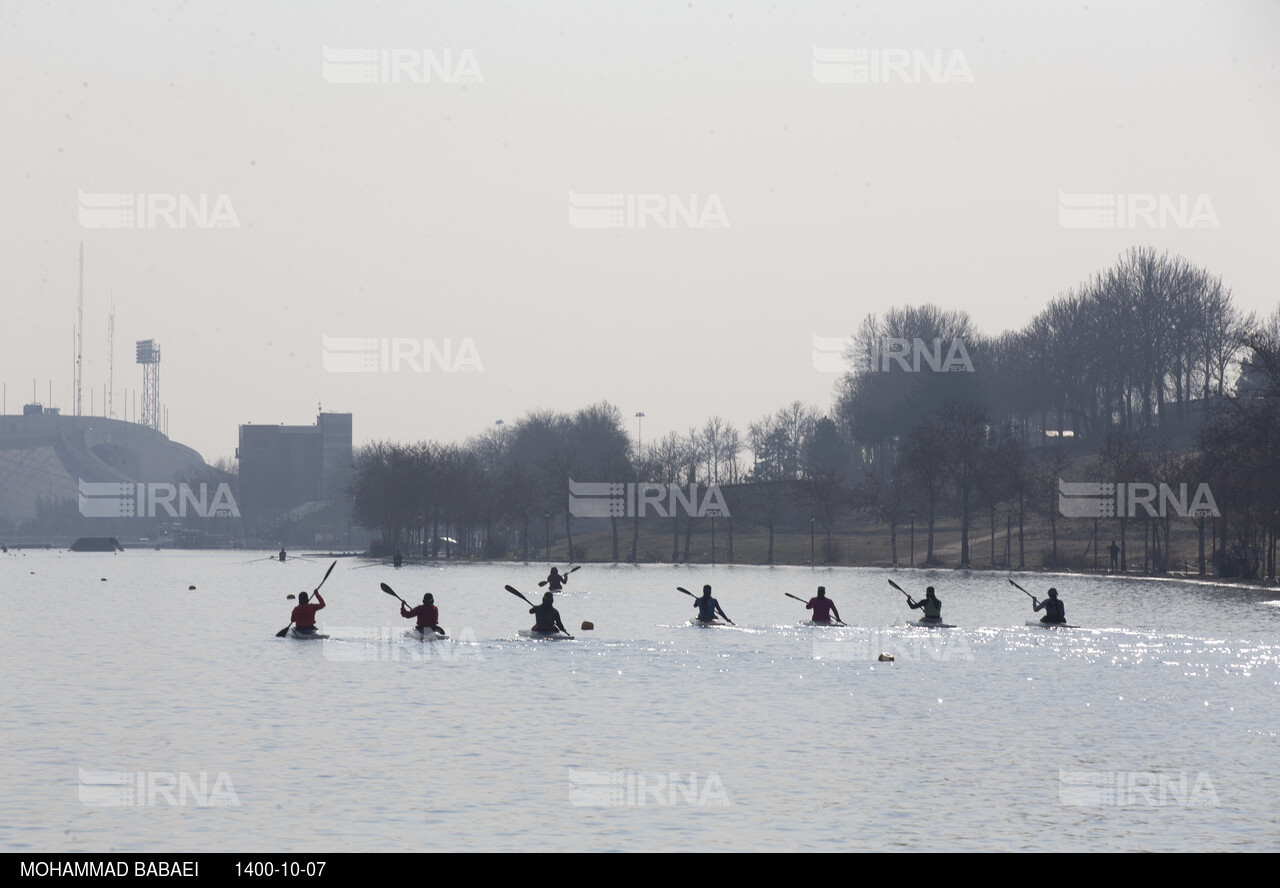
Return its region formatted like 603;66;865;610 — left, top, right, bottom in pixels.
2;1;1278;462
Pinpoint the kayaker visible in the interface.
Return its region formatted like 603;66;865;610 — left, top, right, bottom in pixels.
530;592;569;635
393;551;404;568
290;590;326;635
695;585;731;623
806;586;841;624
1032;587;1067;624
546;567;570;592
278;548;286;562
907;586;943;621
401;592;439;633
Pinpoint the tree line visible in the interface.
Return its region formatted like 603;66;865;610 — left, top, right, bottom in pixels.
350;248;1280;579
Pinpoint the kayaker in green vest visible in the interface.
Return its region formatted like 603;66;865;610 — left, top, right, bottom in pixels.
1032;587;1066;624
907;586;943;620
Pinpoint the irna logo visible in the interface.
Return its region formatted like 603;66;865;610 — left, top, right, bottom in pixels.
1057;479;1219;519
321;46;483;84
569;192;730;229
1058;190;1219;229
568;480;730;519
569;771;730;807
322;335;483;373
812;46;974;84
78;191;240;229
78;480;240;519
78;768;239;807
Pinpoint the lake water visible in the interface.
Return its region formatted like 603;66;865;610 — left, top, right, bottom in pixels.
2;550;1277;852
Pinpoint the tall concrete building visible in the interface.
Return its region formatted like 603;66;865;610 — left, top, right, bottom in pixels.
236;412;353;538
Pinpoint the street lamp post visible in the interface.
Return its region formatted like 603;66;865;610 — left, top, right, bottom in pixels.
1006;510;1012;568
635;412;645;449
544;512;550;563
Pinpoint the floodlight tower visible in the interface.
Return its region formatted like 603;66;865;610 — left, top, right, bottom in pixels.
136;339;161;431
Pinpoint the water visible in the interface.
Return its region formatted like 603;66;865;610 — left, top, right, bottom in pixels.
2;550;1277;852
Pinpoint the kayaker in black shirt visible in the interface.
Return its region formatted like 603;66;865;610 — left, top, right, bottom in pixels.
530;592;570;635
695;585;732;623
908;586;943;620
1032;587;1067;624
546;567;569;592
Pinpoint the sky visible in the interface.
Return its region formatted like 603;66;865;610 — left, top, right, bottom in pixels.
1;0;1278;463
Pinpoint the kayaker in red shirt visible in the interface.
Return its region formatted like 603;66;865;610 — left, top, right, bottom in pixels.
290;590;325;631
806;586;841;624
401;593;440;634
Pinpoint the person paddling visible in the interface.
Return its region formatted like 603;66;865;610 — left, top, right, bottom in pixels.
907;586;943;622
290;589;326;635
401;592;440;635
530;592;570;635
806;586;841;624
1032;587;1067;624
545;567;570;592
694;584;731;624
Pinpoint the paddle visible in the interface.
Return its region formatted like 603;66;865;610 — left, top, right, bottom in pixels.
678;586;735;625
277;561;337;637
506;584;573;638
381;582;445;635
887;578;913;601
1008;578;1037;601
538;565;581;587
785;591;846;625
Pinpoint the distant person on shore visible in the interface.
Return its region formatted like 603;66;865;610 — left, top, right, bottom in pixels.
806;586;841;624
695;585;732;624
1032;588;1067;624
907;586;943;621
546;567;569;592
530;592;570;635
290;590;326;635
401;592;440;636
1108;540;1120;571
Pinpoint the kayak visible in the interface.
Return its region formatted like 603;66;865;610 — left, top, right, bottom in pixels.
518;628;573;640
690;619;725;627
1026;621;1078;629
916;619;957;629
800;620;844;627
288;627;329;640
406;628;449;641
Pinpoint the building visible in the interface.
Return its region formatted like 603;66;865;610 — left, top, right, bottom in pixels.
236;412;353;539
0;406;210;528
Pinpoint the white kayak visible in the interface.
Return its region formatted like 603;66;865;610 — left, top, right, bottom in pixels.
288;627;329;640
406;628;449;641
518;628;574;640
1026;621;1078;629
800;620;845;628
916;619;957;629
690;619;727;627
